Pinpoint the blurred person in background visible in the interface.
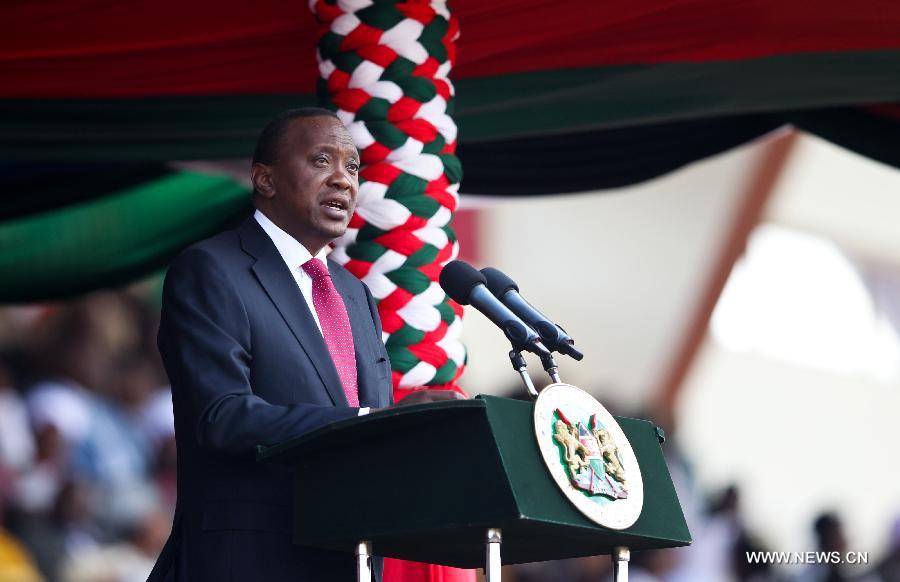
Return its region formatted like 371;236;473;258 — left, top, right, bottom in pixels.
22;302;107;538
0;359;45;582
0;358;35;492
86;352;167;533
666;484;776;582
9;479;97;582
732;530;775;582
145;412;177;515
0;497;44;582
106;295;178;513
795;512;849;582
61;503;170;582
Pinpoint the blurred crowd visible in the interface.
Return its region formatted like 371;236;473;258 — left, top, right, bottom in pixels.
1;288;899;582
500;467;900;582
0;290;174;582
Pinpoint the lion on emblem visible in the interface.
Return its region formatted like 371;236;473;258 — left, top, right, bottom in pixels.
593;426;627;486
553;420;590;476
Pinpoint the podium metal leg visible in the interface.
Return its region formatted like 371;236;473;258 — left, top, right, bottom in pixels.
485;528;502;582
356;540;373;582
612;546;630;582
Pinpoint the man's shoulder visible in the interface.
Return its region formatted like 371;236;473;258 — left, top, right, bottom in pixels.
171;222;249;271
159;224;255;315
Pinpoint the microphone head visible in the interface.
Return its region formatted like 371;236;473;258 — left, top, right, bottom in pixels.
560;342;584;361
439;260;487;305
481;267;519;296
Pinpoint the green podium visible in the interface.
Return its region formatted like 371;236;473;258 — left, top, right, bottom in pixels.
258;395;690;581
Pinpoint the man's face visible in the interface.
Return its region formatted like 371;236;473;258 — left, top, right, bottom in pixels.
253;116;360;253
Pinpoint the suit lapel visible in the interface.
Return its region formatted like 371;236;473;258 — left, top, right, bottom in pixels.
238;218;348;408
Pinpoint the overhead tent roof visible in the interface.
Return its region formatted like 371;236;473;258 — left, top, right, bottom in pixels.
2;0;900;301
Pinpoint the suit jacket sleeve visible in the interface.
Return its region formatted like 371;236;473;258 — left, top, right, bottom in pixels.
158;247;359;457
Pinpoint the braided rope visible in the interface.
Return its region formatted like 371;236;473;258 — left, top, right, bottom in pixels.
310;0;465;397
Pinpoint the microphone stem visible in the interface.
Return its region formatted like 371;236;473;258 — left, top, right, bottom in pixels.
508;350;539;399
540;353;562;384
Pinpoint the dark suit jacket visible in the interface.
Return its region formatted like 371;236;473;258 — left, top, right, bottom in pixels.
148;216;392;582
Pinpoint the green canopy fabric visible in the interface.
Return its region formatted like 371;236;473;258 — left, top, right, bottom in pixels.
0;171;250;302
3;0;900;302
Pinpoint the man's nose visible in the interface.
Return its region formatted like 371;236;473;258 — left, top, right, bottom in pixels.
328;165;353;190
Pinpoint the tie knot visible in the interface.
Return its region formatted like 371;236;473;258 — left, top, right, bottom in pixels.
302;259;330;281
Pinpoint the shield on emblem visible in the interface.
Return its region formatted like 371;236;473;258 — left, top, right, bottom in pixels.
562;416;629;500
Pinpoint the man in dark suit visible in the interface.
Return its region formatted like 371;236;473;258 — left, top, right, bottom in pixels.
149;108;460;581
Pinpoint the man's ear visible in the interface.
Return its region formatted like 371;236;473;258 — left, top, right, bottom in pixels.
251;163;276;199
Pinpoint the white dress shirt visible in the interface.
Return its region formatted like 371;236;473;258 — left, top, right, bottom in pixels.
254;210;369;415
255;209;328;335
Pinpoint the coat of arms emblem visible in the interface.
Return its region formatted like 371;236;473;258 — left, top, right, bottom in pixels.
552;409;628;499
534;383;644;529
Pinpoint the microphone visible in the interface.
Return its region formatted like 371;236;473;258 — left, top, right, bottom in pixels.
481;267;584;361
439;260;551;357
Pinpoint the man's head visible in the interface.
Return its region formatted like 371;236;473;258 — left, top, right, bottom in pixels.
251;108;360;255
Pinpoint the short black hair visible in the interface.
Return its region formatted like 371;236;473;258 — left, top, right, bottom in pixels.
252;107;340;165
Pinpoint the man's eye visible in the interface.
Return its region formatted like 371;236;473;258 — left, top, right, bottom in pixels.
347;162;360;173
315;156;328;165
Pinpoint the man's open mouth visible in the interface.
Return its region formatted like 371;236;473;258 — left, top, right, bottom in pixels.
322;199;349;211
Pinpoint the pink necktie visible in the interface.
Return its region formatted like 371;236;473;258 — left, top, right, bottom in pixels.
302;259;359;407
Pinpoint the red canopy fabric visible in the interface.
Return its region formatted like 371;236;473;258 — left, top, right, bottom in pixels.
4;0;900;98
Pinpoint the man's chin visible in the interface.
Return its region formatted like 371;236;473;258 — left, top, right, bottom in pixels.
317;223;350;243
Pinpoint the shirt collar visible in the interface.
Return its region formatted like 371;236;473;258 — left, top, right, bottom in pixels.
254;209;329;270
